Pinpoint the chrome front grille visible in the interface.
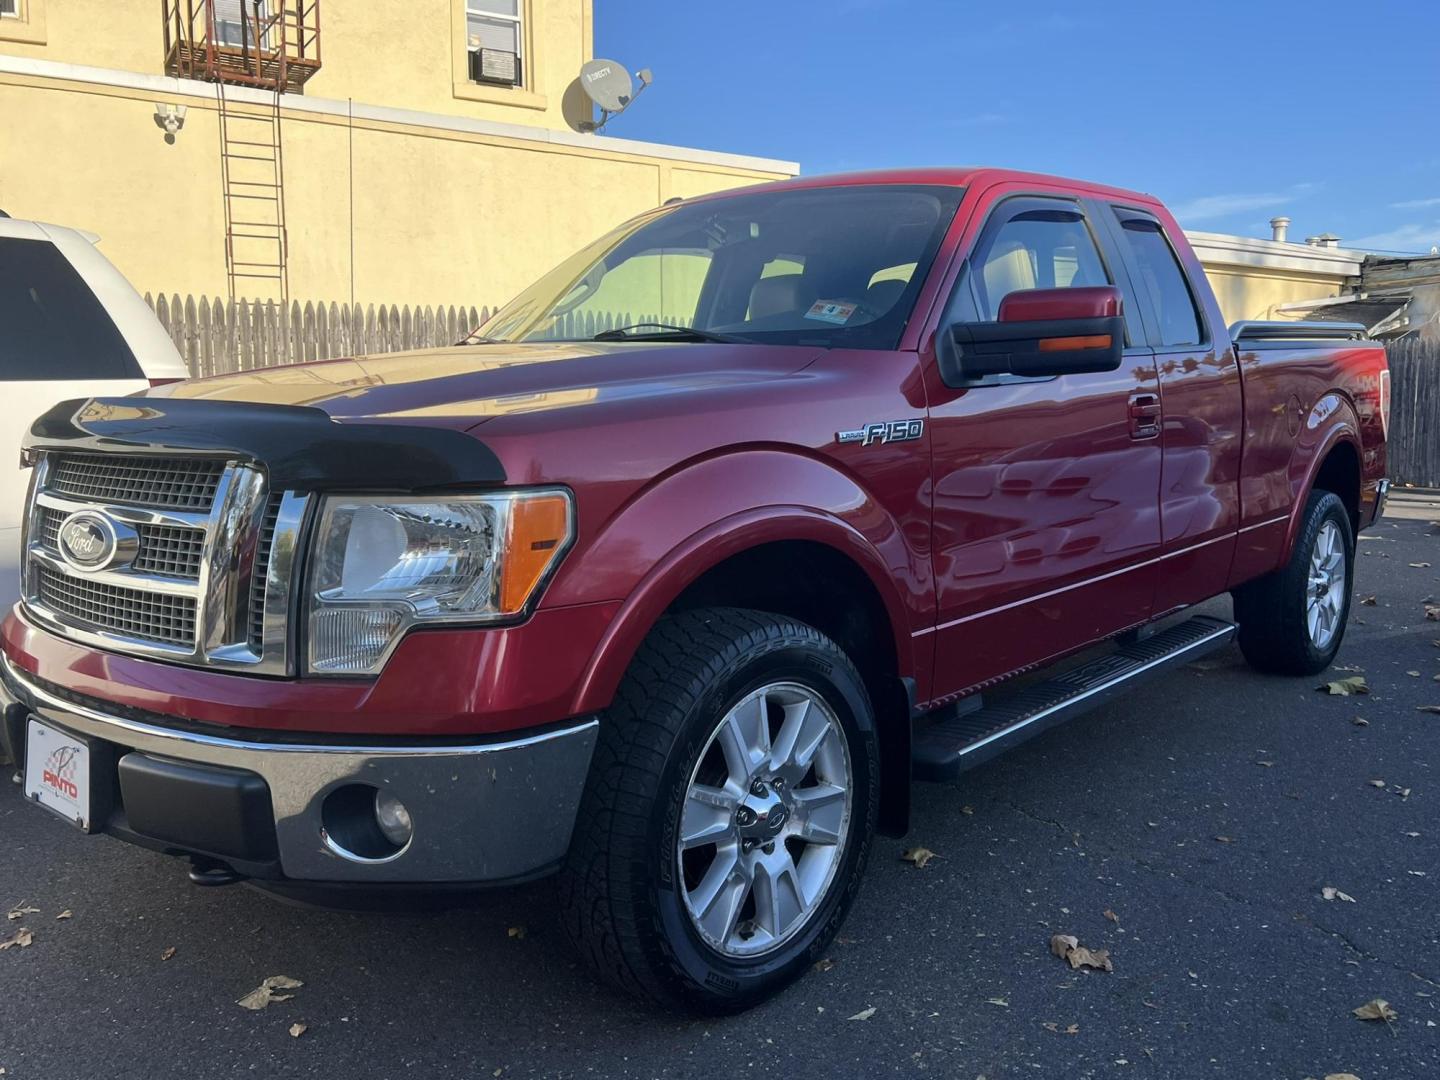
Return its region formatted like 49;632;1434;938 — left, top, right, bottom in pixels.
133;524;207;579
37;507;206;580
22;451;311;674
48;453;226;510
35;564;197;646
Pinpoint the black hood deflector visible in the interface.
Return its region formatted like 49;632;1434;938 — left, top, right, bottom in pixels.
26;397;506;491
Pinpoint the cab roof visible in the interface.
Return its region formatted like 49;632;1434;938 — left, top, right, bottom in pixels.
686;167;1163;212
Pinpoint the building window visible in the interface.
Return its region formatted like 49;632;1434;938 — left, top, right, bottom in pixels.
0;1;19;18
213;0;271;50
466;0;524;86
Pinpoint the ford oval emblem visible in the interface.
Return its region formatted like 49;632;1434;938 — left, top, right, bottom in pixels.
57;511;118;572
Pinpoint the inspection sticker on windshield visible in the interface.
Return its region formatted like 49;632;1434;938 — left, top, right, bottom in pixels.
805;300;857;325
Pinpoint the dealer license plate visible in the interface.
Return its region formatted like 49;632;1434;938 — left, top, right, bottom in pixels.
23;718;91;830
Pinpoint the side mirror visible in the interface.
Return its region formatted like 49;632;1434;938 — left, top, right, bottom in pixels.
938;285;1125;386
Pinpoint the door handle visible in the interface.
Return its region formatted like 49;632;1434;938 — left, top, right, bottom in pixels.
1128;393;1161;438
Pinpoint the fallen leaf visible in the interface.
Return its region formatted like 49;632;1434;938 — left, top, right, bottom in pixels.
985;997;1009;1007
1215;835;1236;844
848;1006;876;1021
1320;676;1370;696
1426;605;1440;622
160;946;176;961
507;926;526;940
1410;562;1432;569
813;957;835;973
1103;908;1119;923
1352;716;1370;727
1369;779;1387;788
1353;998;1398;1023
961;805;975;816
1407;671;1422;677
1325;1074;1362;1080
1418;706;1440;714
1043;1022;1080;1035
54;910;71;921
1359;594;1377;606
5;904;38;921
0;928;33;951
237;975;304;1011
1256;760;1275;767
1050;933;1113;972
1321;887;1356;903
289;1023;307;1039
901;847;937;869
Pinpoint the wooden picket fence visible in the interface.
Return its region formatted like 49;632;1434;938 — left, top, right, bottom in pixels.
145;294;496;378
144;294;697;378
1386;336;1440;489
146;294;1438;488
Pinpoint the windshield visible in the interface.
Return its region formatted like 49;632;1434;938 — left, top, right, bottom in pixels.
475;184;964;350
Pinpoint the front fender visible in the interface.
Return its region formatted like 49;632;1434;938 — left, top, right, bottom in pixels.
546;449;928;716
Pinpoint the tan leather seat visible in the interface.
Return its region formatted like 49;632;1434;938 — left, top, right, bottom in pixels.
981;242;1037;315
748;274;813;321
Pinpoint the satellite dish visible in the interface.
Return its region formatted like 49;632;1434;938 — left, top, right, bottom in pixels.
577;59;653;132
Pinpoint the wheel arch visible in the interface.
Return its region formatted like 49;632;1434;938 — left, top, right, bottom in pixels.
1282;398;1363;564
568;515;919;837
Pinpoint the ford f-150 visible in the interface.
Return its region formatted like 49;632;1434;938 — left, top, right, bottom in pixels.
0;168;1389;1012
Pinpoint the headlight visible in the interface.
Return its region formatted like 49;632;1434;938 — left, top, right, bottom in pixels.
306;489;573;675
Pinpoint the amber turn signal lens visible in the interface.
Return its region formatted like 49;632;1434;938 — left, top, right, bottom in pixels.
1037;334;1111;353
499;492;572;614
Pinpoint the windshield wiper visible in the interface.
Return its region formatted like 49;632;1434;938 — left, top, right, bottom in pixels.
456;334;503;345
592;323;742;344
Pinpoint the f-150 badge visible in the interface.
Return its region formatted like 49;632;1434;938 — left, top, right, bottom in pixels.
836;419;924;446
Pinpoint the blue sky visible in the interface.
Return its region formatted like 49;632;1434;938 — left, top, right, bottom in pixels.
596;0;1440;254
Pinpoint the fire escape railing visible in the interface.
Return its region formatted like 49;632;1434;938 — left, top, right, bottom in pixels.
162;0;321;92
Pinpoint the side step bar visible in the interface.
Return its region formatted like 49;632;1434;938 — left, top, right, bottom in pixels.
912;616;1237;782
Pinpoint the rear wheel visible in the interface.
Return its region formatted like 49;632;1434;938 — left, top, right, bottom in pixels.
558;607;879;1013
1234;489;1354;675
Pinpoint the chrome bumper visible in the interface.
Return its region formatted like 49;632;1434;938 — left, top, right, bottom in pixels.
0;653;597;884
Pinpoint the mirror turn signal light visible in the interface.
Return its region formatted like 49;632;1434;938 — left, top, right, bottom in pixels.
1037;334;1112;353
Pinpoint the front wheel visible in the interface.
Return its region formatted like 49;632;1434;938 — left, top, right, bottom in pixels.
1233;489;1355;675
558;608;879;1013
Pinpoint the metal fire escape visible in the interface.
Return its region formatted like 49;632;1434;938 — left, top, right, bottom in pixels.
162;1;322;305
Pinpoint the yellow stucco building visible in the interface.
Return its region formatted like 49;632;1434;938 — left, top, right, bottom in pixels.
0;0;797;309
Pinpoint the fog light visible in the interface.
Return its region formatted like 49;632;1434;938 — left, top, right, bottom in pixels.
374;789;413;848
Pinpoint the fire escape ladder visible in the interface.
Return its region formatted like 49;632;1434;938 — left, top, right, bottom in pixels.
163;2;321;306
216;82;289;306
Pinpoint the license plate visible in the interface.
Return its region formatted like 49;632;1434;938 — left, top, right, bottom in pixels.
23;718;91;830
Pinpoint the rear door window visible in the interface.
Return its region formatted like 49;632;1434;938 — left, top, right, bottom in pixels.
0;237;143;381
1112;213;1204;347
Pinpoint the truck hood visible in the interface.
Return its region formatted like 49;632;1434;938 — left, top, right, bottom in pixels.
153;341;822;426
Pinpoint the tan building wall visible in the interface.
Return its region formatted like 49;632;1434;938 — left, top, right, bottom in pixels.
2;0;592;130
0;2;796;308
1186;230;1364;326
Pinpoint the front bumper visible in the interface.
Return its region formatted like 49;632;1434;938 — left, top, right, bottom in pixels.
0;653;597;885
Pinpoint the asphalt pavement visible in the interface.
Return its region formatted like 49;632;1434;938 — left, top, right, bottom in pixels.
2;497;1438;1080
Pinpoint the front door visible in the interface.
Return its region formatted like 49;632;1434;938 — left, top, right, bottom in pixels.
921;188;1164;703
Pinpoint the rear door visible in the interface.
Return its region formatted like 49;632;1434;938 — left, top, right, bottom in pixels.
921;187;1164;701
0;224;153;606
1097;206;1242;613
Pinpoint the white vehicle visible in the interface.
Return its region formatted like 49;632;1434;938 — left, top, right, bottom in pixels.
0;216;187;607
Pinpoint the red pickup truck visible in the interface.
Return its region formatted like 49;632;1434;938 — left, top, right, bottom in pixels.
2;168;1388;1013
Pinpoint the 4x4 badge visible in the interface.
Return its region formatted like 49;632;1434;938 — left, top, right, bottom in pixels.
836;419;924;447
